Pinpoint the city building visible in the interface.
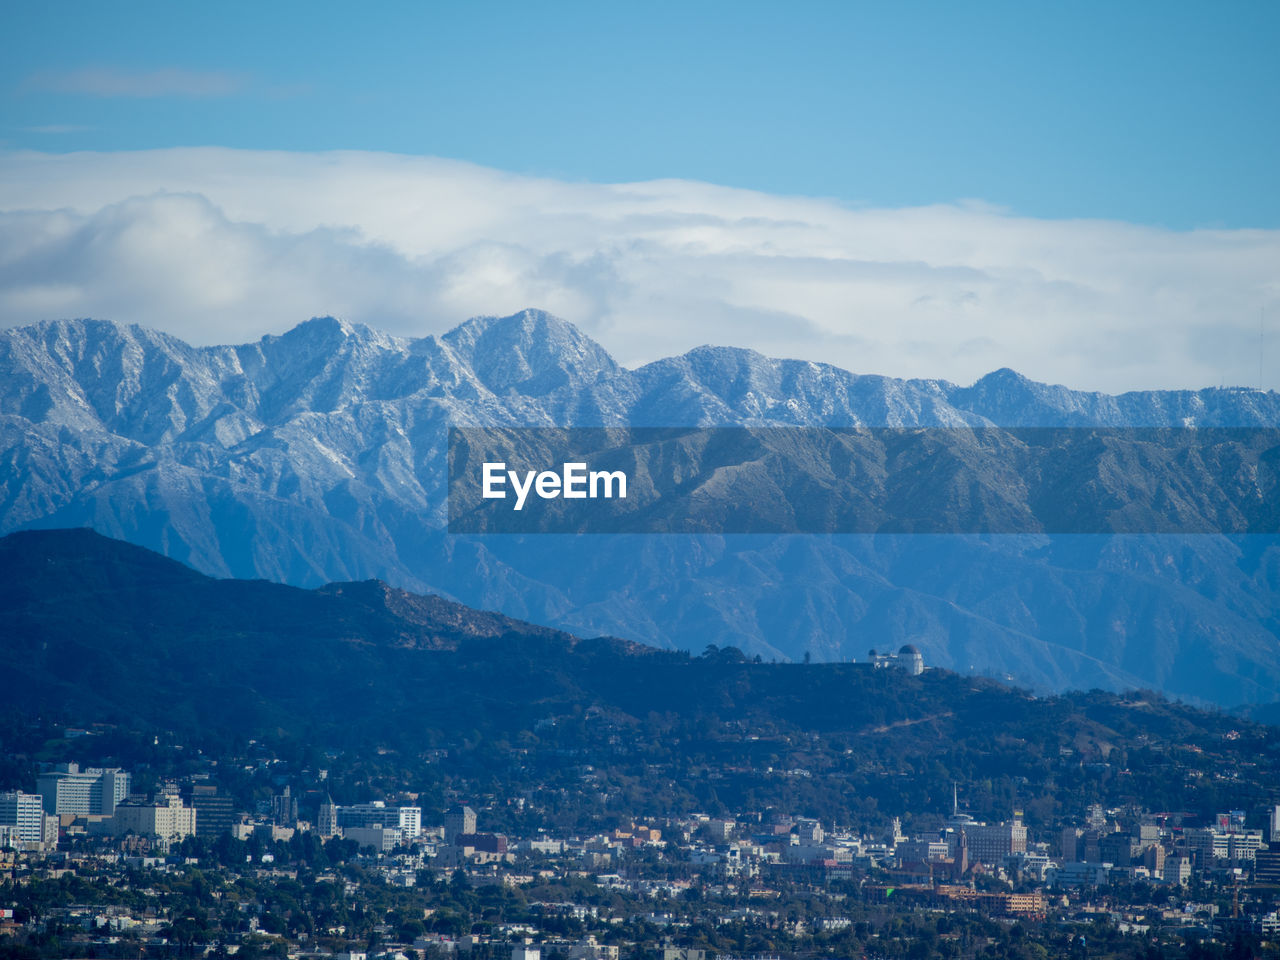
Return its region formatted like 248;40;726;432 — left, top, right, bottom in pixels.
339;801;421;839
1183;826;1264;866
445;805;477;842
0;791;55;850
1048;862;1113;887
1005;851;1055;882
1163;855;1191;885
456;832;508;855
896;839;951;863
706;819;734;841
37;764;130;816
1060;827;1082;861
795;817;825;844
317;794;340;838
271;786;299;826
105;795;196;842
1086;804;1108;832
345;825;402;852
190;784;237;838
1255;849;1280;884
945;812;1027;866
1100;831;1138;866
567;936;619;960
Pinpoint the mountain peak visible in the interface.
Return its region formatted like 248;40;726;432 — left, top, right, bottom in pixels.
272;315;391;347
950;367;1119;426
975;367;1029;385
441;308;621;397
291;314;349;336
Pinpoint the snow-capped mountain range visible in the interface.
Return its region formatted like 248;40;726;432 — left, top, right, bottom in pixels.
3;310;1279;706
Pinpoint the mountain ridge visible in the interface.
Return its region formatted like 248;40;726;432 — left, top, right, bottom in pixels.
2;311;1279;706
2;527;1268;746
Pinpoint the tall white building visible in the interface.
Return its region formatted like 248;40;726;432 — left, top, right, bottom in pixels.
0;791;54;849
397;805;422;838
37;764;130;816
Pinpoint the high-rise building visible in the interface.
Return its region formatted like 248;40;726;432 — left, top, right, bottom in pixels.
191;785;237;838
0;791;48;846
1143;843;1167;874
317;795;339;838
1100;832;1137;866
445;805;477;842
37;764;130;816
1086;804;1107;832
272;786;299;826
1163;855;1191;885
1270;805;1280;843
397;805;421;838
1060;827;1082;861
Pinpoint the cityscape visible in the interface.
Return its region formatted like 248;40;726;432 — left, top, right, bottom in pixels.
4;4;1280;960
4;688;1280;960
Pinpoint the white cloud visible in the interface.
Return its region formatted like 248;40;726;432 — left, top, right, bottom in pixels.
0;147;1277;392
24;68;246;98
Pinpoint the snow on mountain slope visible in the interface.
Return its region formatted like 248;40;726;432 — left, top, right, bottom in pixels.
3;310;1279;706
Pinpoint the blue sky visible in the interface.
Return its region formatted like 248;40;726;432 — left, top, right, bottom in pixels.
2;2;1279;391
5;0;1278;229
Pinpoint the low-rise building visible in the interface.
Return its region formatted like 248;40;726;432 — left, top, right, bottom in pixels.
346;825;403;852
568;936;619;960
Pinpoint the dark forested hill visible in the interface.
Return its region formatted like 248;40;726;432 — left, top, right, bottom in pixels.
3;529;1276;830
